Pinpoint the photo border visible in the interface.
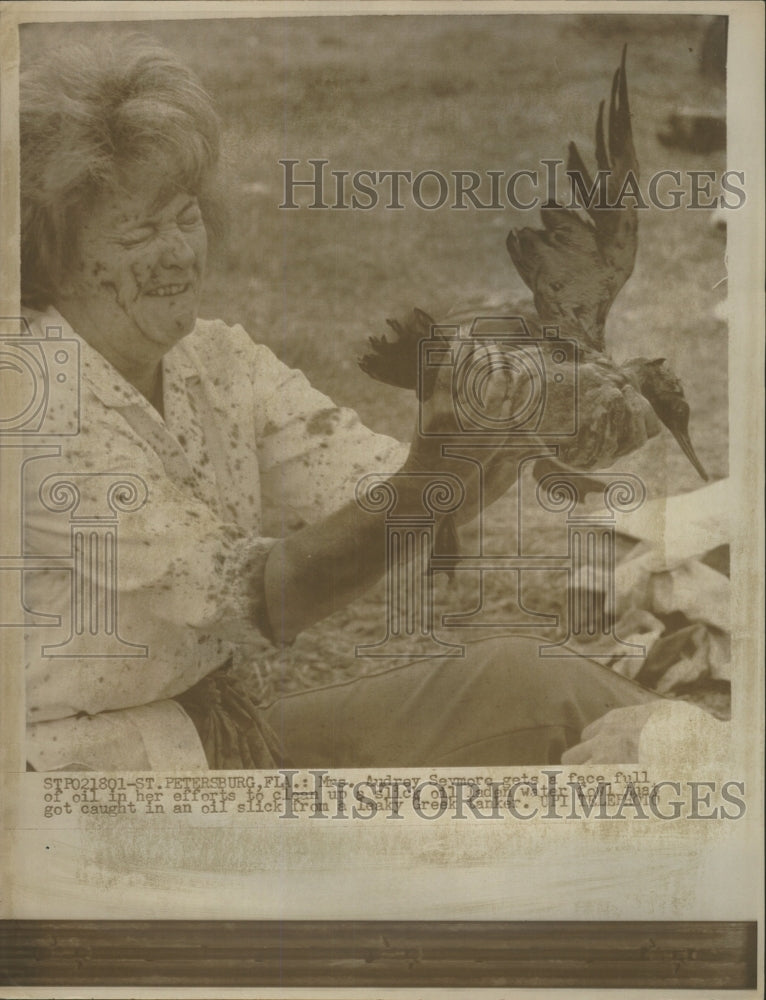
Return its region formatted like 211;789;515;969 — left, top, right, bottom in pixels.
1;2;763;996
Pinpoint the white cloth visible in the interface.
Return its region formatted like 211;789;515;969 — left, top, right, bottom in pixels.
23;309;407;770
639;698;729;767
613;478;731;571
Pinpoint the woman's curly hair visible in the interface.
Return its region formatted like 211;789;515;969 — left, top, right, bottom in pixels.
20;35;221;309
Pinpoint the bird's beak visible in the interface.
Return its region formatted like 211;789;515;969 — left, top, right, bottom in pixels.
669;425;709;481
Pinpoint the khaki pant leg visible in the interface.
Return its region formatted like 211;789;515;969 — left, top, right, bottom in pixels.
263;634;658;767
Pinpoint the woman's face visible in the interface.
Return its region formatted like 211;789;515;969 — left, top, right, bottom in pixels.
61;177;208;366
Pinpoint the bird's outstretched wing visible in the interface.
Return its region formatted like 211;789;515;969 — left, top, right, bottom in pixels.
506;45;638;354
359;307;439;400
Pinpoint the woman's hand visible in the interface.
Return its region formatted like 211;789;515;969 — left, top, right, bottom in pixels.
405;347;662;523
404;340;517;467
561;702;662;764
404;341;524;521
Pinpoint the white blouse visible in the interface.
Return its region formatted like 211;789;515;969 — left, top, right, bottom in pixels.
22;310;407;770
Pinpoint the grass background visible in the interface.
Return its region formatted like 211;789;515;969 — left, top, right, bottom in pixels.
23;14;729;711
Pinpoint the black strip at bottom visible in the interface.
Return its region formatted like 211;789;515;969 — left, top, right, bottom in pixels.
0;920;757;988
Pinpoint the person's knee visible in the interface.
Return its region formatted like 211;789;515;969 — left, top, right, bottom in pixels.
465;634;574;693
462;634;625;732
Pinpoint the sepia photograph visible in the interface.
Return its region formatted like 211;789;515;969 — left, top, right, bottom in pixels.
0;1;762;994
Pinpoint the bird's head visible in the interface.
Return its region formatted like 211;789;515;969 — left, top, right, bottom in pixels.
622;356;708;481
620;356;673;394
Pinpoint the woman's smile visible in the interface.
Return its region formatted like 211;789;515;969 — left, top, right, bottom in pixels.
145;282;192;297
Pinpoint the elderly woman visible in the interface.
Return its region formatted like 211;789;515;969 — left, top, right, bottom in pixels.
20;38;663;771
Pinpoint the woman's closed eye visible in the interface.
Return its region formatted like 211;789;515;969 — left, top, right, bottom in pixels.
178;202;203;227
119;227;155;248
117;202;202;248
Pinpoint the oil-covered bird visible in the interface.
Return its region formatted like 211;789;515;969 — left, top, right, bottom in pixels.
505;45;708;481
360;46;708;484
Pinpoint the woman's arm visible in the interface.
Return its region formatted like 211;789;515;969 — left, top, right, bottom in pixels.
263;347;661;644
264;471;443;643
261;340;506;642
27;700;208;771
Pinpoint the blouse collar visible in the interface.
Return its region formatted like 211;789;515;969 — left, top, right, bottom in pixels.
28;305;199;415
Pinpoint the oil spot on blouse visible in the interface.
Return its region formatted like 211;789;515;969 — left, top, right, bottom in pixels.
307;408;343;436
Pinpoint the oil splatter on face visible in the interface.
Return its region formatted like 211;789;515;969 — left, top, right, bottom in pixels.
60;181;208;369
